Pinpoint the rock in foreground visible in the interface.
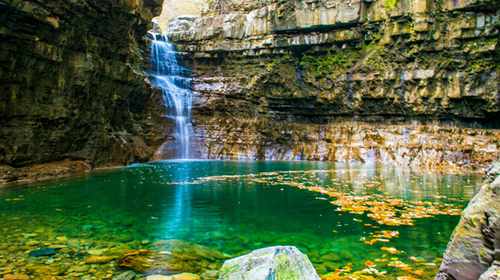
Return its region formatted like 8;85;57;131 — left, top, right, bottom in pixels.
219;246;320;280
146;273;200;280
436;163;500;280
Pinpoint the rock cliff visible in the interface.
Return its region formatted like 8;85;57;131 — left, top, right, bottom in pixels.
165;0;500;168
0;0;167;183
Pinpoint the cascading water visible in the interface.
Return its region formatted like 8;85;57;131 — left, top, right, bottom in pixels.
149;32;193;159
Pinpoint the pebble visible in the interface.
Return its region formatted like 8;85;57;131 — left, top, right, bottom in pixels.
6;247;18;253
87;249;107;256
67;239;80;248
159;251;172;255
146;273;201;280
25;241;40;246
84;256;115;264
67;272;85;277
200;270;219;279
73;264;90;272
81;240;95;247
48;245;67;249
112;271;136;280
4;274;30;280
56;236;68;244
27;248;59;257
0;266;14;271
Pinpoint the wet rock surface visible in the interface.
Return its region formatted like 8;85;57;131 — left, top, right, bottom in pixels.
436;161;500;280
219;246;321;280
181;118;500;170
0;0;169;184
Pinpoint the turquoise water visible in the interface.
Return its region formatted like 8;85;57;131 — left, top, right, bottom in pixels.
0;161;480;279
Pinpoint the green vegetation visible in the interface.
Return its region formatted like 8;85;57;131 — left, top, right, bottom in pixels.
384;0;398;12
300;50;360;77
407;21;415;36
266;55;291;71
469;60;487;73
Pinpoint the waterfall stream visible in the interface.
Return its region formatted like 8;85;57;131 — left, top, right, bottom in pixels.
150;32;193;159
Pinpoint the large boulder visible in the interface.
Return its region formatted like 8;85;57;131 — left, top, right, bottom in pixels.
435;162;500;280
219;246;320;280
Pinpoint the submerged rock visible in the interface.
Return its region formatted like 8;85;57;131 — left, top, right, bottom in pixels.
219;246;320;280
436;162;500;280
87;249;108;255
4;275;30;280
146;273;200;280
112;271;137;280
84;256;115;264
26;264;68;276
322;252;341;262
28;248;59;257
117;249;153;273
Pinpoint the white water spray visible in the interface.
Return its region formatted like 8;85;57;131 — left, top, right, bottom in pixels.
150;32;193;159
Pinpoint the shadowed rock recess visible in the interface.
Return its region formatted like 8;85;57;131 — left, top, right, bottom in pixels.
0;0;169;183
166;0;500;167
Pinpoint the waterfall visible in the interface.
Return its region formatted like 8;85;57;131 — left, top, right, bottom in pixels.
149;32;193;159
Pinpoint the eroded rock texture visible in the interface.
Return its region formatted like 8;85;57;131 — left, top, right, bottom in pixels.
0;0;168;183
166;0;500;167
436;162;500;280
219;246;321;280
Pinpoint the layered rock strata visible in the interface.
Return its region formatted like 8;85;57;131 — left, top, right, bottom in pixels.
166;0;500;167
0;0;167;183
187;119;499;169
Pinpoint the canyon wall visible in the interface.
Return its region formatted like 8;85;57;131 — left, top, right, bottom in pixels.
0;0;168;182
166;0;500;168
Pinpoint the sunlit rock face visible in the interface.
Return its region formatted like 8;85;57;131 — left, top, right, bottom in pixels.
165;0;500;168
187;119;499;169
0;0;167;174
219;246;321;280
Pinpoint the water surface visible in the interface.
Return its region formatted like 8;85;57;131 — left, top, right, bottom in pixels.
0;161;480;279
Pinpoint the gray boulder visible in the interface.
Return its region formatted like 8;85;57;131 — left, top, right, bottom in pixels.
219;246;320;280
435;170;500;280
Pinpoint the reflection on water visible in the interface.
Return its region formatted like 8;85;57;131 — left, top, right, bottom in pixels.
0;161;481;279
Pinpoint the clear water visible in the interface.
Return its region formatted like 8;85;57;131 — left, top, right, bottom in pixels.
149;33;193;159
0;161;480;279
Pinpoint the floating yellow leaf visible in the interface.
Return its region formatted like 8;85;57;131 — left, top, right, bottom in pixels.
365;260;376;268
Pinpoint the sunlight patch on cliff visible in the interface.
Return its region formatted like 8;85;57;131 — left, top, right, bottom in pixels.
154;0;204;33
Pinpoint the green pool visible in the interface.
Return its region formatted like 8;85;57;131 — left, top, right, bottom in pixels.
0;161;481;279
